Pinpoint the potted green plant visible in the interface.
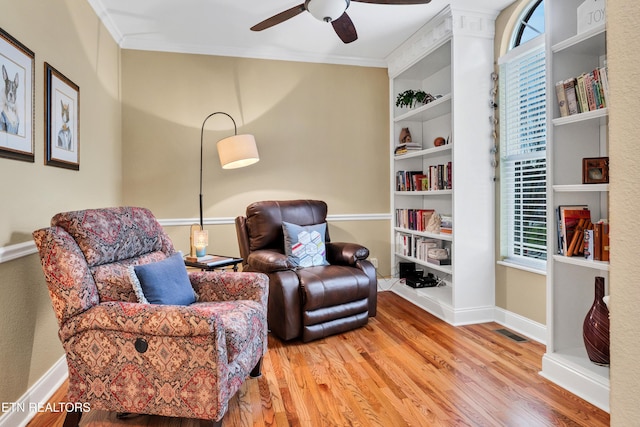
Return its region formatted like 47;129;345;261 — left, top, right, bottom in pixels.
395;89;429;108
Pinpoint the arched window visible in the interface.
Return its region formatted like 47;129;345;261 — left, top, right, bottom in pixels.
499;0;547;268
511;0;545;48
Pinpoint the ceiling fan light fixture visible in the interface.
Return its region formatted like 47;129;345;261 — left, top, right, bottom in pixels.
306;0;349;23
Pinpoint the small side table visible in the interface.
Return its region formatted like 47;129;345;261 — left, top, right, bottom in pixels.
184;255;243;271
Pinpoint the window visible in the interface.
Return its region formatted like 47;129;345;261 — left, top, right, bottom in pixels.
511;0;545;48
499;0;546;269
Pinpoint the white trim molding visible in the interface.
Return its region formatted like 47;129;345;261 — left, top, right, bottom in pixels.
158;213;392;228
0;241;37;264
493;306;546;344
0;214;392;263
0;356;68;427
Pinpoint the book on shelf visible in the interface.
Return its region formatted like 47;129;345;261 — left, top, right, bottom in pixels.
584;229;594;261
602;221;610;262
395;170;421;191
556;205;590;256
567;217;592;257
564;78;580;115
593;219;610;262
396;165;451;192
394;142;422;156
395;209;435;232
575;74;589;113
555;67;609;118
555;80;569;117
395;232;441;262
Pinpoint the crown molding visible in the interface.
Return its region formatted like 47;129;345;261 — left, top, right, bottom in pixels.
119;39;388;68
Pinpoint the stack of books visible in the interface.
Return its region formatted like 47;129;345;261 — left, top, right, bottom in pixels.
395;209;435;232
556;206;609;260
555;66;609;117
556;205;591;256
583;219;610;261
394;142;422;156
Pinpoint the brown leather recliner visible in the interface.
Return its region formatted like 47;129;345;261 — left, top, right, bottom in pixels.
235;200;377;342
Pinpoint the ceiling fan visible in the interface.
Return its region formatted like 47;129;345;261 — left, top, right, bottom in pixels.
251;0;432;44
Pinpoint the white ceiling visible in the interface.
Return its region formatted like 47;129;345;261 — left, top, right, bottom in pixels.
87;0;515;67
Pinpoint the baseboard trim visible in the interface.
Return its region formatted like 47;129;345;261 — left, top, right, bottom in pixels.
0;356;68;427
378;286;546;344
493;306;546;345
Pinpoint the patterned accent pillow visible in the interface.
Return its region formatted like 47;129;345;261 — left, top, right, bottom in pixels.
282;221;329;268
129;252;197;305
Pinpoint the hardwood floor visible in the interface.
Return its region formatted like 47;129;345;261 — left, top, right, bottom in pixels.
28;291;609;427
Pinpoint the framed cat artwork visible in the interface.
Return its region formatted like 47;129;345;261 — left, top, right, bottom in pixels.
0;27;35;163
45;63;79;170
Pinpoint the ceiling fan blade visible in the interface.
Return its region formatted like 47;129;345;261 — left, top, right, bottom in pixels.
352;0;431;4
251;4;306;31
332;12;358;44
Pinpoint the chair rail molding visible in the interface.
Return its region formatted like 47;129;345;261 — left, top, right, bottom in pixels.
0;213;392;263
158;213;391;227
0;240;37;264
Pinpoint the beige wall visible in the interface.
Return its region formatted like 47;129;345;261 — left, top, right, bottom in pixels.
608;1;640;424
0;0;121;408
120;50;391;274
4;0;639;423
493;0;547;325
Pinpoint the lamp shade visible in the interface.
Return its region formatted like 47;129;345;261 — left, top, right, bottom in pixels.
217;134;260;169
307;0;348;22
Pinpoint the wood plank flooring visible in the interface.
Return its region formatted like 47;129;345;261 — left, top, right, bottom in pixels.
28;291;609;427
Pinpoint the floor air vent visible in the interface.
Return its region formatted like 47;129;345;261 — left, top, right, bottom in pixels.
495;328;528;342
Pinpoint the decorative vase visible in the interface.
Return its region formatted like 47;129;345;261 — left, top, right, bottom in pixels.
582;276;610;366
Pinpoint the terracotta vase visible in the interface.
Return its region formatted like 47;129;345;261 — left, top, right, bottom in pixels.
582;276;610;366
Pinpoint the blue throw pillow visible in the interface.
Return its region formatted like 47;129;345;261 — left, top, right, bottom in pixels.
130;252;196;305
282;221;329;268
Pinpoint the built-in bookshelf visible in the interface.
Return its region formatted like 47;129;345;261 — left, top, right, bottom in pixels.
386;5;496;325
541;0;610;413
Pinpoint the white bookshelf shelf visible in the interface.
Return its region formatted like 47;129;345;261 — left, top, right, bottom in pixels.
543;0;610;413
394;227;453;242
552;255;610;271
551;24;606;55
389;6;494;327
394;190;453;196
553;184;609;192
552;108;608;126
395;252;452;275
394;144;452;160
394;93;452;123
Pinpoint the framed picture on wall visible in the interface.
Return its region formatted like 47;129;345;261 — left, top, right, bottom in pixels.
0;27;35;162
45;62;80;170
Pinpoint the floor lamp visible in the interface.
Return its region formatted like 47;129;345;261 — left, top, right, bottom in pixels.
191;112;259;258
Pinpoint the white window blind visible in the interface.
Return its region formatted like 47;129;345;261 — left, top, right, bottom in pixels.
499;35;547;267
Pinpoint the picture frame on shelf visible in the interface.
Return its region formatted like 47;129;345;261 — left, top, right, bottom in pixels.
582;157;609;184
0;27;35;163
45;63;80;170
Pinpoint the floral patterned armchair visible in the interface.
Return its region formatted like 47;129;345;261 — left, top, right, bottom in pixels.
32;207;268;427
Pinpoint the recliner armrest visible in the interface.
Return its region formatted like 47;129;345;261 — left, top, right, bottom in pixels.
190;271;268;307
326;242;369;266
59;302;225;342
246;250;291;272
